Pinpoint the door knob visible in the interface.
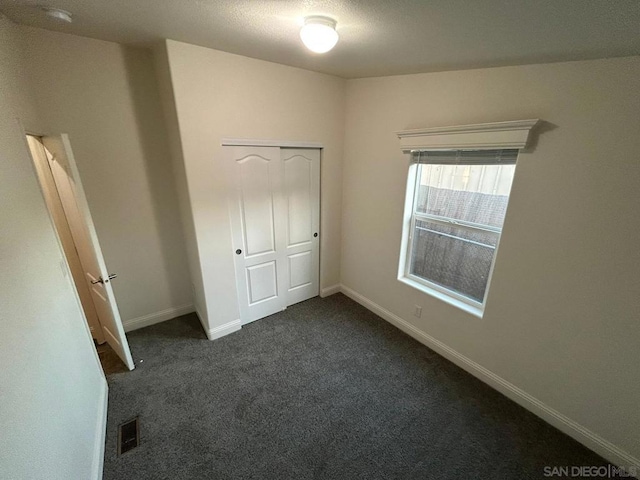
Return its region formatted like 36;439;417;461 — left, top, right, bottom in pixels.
236;249;242;255
91;273;117;285
313;232;318;237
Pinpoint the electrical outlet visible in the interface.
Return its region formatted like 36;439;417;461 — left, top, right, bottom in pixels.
414;305;422;318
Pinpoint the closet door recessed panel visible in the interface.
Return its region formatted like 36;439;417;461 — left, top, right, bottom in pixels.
288;251;313;290
239;155;276;256
284;154;313;247
247;261;278;304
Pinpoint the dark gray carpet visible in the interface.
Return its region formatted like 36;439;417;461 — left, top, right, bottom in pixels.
103;293;615;479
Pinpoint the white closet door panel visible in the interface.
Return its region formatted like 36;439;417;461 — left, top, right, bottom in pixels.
227;146;287;324
282;149;320;306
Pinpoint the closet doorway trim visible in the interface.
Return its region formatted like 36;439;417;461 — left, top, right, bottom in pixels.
221;138;324;149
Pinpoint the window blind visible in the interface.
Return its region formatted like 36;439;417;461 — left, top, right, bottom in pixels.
410;149;519;165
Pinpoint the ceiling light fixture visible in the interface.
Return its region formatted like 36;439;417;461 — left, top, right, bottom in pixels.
300;16;339;54
41;7;73;23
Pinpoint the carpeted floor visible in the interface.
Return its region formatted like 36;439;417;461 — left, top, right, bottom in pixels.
103;293;613;480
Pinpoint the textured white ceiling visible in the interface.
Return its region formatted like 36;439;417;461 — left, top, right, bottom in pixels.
2;0;639;78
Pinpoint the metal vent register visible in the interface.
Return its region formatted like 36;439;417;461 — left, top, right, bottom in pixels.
117;417;140;455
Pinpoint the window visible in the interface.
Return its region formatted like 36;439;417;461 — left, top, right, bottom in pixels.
399;149;518;315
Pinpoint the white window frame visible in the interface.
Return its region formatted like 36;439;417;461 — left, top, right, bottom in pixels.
396;120;539;317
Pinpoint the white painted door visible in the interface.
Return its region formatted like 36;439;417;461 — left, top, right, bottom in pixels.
42;134;135;370
227;146;320;324
27;135;106;344
282;149;320;306
228;146;287;324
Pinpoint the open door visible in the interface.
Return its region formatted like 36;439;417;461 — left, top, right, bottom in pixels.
27;135;106;344
42;134;135;371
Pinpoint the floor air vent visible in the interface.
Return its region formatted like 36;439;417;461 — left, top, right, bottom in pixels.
118;417;140;455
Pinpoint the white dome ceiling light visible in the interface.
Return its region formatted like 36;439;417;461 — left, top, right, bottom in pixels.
300;16;339;54
42;7;73;23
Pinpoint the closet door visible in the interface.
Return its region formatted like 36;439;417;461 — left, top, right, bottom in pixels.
228;146;288;324
226;145;321;324
282;148;320;306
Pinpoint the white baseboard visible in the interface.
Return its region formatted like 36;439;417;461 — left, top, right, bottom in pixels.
123;303;195;332
320;284;341;297
92;379;108;480
193;304;242;340
203;319;242;340
340;284;639;471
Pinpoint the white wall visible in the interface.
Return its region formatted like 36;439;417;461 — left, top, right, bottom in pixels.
19;26;193;326
164;40;346;331
153;42;208;321
342;57;640;464
0;15;107;479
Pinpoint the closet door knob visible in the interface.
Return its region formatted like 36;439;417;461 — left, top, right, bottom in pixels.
313;232;318;237
235;249;242;255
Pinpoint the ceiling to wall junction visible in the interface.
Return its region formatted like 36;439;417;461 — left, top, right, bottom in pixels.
2;0;639;78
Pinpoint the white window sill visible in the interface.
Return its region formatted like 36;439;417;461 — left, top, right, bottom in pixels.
398;276;484;318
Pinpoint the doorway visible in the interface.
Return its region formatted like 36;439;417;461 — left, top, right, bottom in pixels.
26;134;135;373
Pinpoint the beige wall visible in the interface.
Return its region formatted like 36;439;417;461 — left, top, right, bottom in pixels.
0;17;38;131
19;26;192;324
0;16;106;479
153;42;208;320
342;57;640;461
164;40;346;330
